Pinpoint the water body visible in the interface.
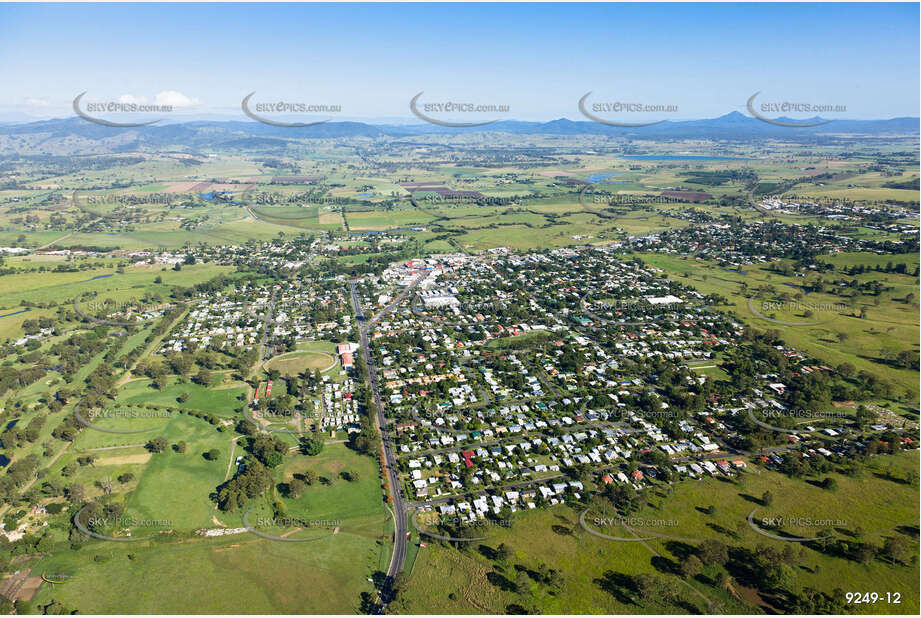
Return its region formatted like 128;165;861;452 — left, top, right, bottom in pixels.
0;308;30;319
782;282;811;294
0;454;10;467
200;192;240;204
583;172;623;184
84;274;113;282
357;192;374;197
621;155;755;161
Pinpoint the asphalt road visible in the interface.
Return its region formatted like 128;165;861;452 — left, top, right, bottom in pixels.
349;275;425;604
258;286;277;361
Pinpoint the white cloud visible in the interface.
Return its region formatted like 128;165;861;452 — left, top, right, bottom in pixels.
118;94;148;105
154;91;200;108
24;97;49;107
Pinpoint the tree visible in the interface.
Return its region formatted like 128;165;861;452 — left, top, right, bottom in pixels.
496;542;513;564
680;554;704;579
515;570;531;595
836;362;855;377
203;449;220;461
263;451;283;468
547;568;564;591
117;472;135;484
633;574;679;605
214;460;272;511
856;544;877;565
194;369;213;387
761;490;774;506
300;437;324;456
697;539;729;567
174;441;187;453
820;477;837;490
235;419;257;435
881;536;911;565
145;437;168;453
390;572;410;601
855;405;876;429
66;483;86;504
288;478;306;498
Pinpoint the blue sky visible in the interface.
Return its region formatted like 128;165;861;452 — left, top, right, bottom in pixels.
0;2;918;122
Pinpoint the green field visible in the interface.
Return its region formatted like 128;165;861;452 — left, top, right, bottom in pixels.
264;350;337;377
397;452;919;615
27;440;393;614
638;252;920;404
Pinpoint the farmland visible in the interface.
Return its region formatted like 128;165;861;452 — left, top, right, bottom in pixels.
0;109;917;618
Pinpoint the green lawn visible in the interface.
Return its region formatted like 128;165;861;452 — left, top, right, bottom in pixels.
28;523;389;613
119;376;248;418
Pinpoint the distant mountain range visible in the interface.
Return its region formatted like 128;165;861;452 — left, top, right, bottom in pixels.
0;112;916;154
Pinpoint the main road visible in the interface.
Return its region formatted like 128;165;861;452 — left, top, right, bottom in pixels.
348;272;426;604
